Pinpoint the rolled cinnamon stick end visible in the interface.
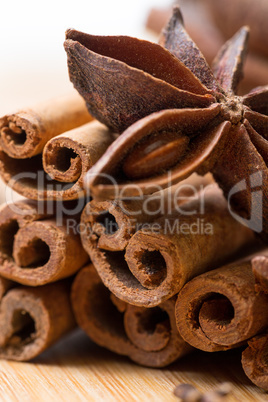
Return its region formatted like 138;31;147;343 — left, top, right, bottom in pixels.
0;120;115;201
86;185;255;307
0;201;89;285
42;121;116;199
0;93;92;159
242;333;268;391
81;173;214;252
175;256;268;352
0;280;76;361
71;264;192;368
81;199;137;252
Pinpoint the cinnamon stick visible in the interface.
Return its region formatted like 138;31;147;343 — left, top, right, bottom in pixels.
241;255;268;390
0;93;92;159
241;333;268;391
81;173;213;252
71;264;192;368
0;200;89;285
252;255;268;294
175;252;268;352
81;184;255;307
0;120;115;201
0;279;76;361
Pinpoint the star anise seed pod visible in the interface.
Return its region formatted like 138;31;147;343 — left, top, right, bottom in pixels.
64;7;268;242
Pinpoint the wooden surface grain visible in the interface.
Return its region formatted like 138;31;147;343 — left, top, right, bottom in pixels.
0;329;266;402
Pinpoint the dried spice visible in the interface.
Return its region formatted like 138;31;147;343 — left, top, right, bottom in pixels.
81;173;212;252
64;7;268;242
0;200;89;285
145;2;268;94
241;255;268;390
0;121;115;201
146;1;224;65
80;185;255;307
0;278;76;361
252;255;268;293
0;93;91;159
71;263;192;368
175;252;268;352
242;332;268;391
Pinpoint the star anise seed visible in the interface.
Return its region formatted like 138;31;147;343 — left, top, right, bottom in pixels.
64;6;268;242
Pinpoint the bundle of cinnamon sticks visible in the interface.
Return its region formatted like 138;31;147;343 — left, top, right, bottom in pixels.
0;3;267;396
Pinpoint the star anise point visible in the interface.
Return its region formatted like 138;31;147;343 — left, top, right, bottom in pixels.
64;7;268;242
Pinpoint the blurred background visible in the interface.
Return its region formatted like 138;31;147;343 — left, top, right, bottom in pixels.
1;0;267;114
0;0;167;115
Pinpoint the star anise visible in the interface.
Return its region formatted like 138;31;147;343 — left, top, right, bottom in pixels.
64;7;268;241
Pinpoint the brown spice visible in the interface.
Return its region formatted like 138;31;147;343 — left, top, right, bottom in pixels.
0;93;92;159
0;279;76;361
145;2;268;93
175;251;268;351
81;173;213;252
71;263;192;368
252;255;268;293
81;184;255;308
0;120;115;201
64;7;268;242
146;2;224;65
242;332;268;391
241;255;268;390
0;200;89;285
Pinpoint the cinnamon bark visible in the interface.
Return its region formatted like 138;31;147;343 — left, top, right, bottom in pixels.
242;333;268;391
252;255;268;293
0;120;115;201
175;252;268;352
241;255;268;390
0;93;92;159
71;264;192;368
0;279;76;361
81;185;255;307
81;173;213;252
0;200;89;285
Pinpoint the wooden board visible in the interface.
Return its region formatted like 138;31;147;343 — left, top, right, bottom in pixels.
0;329;267;402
